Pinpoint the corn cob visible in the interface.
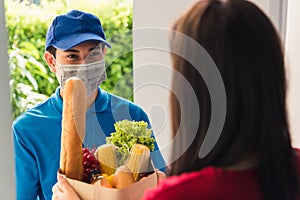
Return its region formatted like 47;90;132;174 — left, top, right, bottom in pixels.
95;144;118;175
125;144;150;181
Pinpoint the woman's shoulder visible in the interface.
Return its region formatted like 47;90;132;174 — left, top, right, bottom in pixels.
294;148;300;155
142;170;205;200
142;166;261;200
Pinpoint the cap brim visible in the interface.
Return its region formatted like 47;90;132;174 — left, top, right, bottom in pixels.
52;32;111;50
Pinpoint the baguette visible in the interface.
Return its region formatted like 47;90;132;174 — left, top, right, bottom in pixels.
60;77;87;180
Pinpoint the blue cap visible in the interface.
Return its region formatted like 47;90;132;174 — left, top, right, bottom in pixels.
45;10;111;50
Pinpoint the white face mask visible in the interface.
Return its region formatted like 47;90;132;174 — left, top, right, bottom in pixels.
55;59;106;96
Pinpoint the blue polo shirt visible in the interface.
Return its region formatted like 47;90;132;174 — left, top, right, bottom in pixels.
13;87;166;200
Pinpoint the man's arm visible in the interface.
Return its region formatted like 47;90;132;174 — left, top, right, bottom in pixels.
13;123;40;200
138;110;167;172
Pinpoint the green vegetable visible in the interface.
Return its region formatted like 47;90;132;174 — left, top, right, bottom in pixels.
106;120;155;165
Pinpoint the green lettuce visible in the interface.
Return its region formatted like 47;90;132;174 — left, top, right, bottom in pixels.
106;120;155;165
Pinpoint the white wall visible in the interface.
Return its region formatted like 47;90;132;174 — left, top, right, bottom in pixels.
0;0;15;198
133;0;199;164
285;0;300;148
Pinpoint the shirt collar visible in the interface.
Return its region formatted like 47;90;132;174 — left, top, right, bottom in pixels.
89;87;109;113
51;87;63;114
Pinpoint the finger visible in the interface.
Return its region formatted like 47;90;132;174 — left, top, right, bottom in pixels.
52;176;68;195
52;192;59;200
52;183;61;193
56;174;69;190
155;170;166;182
57;175;78;197
57;174;66;183
52;183;64;200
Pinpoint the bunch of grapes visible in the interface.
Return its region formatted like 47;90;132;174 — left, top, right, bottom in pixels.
82;148;100;183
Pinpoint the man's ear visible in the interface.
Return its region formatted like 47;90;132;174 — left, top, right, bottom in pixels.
44;51;57;73
102;47;107;56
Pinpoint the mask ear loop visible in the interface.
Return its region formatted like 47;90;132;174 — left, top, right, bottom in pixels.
98;60;107;83
53;57;64;89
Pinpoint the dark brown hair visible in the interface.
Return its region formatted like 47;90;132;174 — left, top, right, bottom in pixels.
169;0;299;199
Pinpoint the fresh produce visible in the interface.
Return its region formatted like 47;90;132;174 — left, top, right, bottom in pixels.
102;173;116;187
82;143;152;188
78;120;154;188
125;144;151;181
106;120;155;165
82;148;100;183
94;144;118;176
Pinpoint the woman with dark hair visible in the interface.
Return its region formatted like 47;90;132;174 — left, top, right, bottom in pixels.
52;0;300;199
144;0;300;199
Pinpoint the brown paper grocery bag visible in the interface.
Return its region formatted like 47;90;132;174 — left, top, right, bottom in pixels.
64;171;157;200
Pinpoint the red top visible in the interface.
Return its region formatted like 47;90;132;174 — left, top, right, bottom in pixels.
142;149;300;200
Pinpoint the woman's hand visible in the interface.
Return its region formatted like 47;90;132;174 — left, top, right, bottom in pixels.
155;170;166;183
52;174;81;200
